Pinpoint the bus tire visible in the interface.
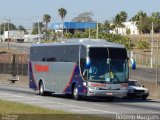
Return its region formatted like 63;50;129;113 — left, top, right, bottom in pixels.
73;86;80;100
39;81;46;96
142;97;147;100
107;97;114;102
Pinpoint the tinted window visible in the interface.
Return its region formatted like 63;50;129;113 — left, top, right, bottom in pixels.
30;45;79;63
129;81;141;86
89;48;108;59
30;46;49;61
80;45;87;80
63;45;79;63
109;48;127;59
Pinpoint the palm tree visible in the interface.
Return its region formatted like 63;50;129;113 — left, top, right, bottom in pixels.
131;10;147;22
58;8;67;40
100;20;114;33
32;22;44;35
119;11;128;22
43;14;51;40
112;11;128;34
113;14;125;34
18;25;26;33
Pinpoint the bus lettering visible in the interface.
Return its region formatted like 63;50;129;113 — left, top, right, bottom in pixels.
35;64;49;72
91;83;106;87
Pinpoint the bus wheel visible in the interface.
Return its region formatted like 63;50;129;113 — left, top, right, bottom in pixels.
73;86;80;100
107;97;114;102
39;81;46;96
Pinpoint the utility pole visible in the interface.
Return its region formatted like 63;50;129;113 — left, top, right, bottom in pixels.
61;19;64;42
89;27;91;39
156;39;159;86
7;19;10;49
0;22;1;42
96;19;99;39
3;20;5;42
151;22;154;68
38;21;41;43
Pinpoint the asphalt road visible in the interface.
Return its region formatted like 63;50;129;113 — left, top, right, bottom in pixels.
0;84;160;119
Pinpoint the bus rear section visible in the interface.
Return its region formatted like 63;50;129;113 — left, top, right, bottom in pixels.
29;44;82;96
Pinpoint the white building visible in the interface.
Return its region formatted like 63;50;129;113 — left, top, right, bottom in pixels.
110;21;139;35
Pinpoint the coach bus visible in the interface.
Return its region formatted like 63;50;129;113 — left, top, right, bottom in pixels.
29;38;131;101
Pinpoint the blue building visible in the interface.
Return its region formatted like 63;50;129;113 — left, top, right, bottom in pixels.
50;22;96;34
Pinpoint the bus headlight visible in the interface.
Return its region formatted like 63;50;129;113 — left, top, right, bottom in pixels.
83;82;87;86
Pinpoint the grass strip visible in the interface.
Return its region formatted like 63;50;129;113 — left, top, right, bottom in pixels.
0;100;111;120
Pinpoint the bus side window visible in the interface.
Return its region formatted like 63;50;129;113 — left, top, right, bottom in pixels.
80;58;86;73
80;45;87;80
42;58;46;61
46;57;56;62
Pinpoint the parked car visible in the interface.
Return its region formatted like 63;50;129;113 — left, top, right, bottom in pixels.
126;80;149;100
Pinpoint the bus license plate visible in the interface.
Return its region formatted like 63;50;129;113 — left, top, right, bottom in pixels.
106;93;112;95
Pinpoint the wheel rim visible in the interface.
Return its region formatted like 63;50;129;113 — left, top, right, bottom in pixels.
40;83;43;94
73;88;78;98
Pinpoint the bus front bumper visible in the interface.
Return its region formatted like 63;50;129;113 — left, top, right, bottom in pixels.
86;89;127;98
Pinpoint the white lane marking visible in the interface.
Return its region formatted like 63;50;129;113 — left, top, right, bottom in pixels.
90;103;138;111
144;103;160;107
71;108;115;113
0;92;118;114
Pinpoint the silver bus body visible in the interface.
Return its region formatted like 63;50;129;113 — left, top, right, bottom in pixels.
29;38;128;99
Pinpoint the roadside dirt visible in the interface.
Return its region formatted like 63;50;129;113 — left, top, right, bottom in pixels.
0;74;28;87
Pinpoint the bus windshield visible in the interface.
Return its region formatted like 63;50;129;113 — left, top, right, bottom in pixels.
88;48;128;83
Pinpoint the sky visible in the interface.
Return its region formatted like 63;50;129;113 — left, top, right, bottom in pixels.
0;0;160;28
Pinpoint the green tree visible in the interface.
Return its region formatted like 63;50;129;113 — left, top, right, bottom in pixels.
58;8;67;40
137;17;152;33
17;25;26;33
130;10;147;22
112;14;125;33
136;40;149;49
72;12;94;22
131;11;149;34
119;11;128;22
43;14;51;40
99;20;114;33
151;12;160;20
0;23;17;31
112;11;128;34
126;28;131;35
32;22;44;35
151;12;160;33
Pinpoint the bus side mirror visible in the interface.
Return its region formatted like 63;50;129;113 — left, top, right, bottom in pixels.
107;58;111;64
130;58;136;70
86;57;90;69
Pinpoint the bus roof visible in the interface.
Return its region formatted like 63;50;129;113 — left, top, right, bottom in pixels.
31;38;125;48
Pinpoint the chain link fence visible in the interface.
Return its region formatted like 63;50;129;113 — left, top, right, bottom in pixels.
0;63;28;75
129;67;160;85
0;54;28;76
